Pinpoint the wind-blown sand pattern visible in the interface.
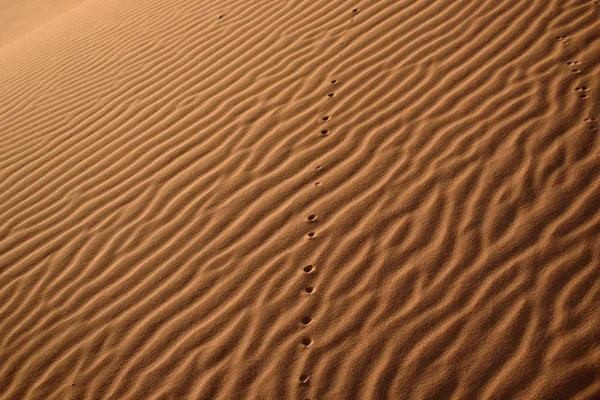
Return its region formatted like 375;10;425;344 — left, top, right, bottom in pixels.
1;0;600;398
0;0;89;48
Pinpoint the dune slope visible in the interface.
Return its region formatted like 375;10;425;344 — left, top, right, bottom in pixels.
0;0;89;49
1;0;600;398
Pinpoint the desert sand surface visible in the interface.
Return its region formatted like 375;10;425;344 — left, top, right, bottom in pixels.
1;0;600;398
0;0;89;48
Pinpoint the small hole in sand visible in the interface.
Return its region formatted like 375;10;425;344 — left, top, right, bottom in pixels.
302;316;313;324
307;232;316;238
302;338;313;347
307;215;317;221
304;265;314;273
218;15;222;19
321;130;329;136
353;8;359;12
567;61;572;65
315;165;322;170
305;287;314;293
575;87;581;91
573;69;580;73
300;375;310;383
582;86;588;90
314;181;321;186
322;116;330;121
328;93;335;97
580;94;588;98
331;80;337;84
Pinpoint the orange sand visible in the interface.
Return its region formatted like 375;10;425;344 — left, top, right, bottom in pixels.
1;0;600;398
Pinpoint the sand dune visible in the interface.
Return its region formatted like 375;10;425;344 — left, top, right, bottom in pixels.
0;0;89;49
1;0;600;398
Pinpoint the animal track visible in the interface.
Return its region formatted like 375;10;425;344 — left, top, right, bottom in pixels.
296;75;338;395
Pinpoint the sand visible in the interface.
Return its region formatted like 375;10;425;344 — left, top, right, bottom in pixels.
0;0;600;398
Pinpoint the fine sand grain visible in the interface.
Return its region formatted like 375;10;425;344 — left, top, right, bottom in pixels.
1;0;600;398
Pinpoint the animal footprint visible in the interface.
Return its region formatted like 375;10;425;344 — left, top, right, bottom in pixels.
584;117;598;130
575;86;589;98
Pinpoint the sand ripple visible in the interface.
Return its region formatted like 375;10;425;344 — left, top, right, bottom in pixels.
1;0;600;398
